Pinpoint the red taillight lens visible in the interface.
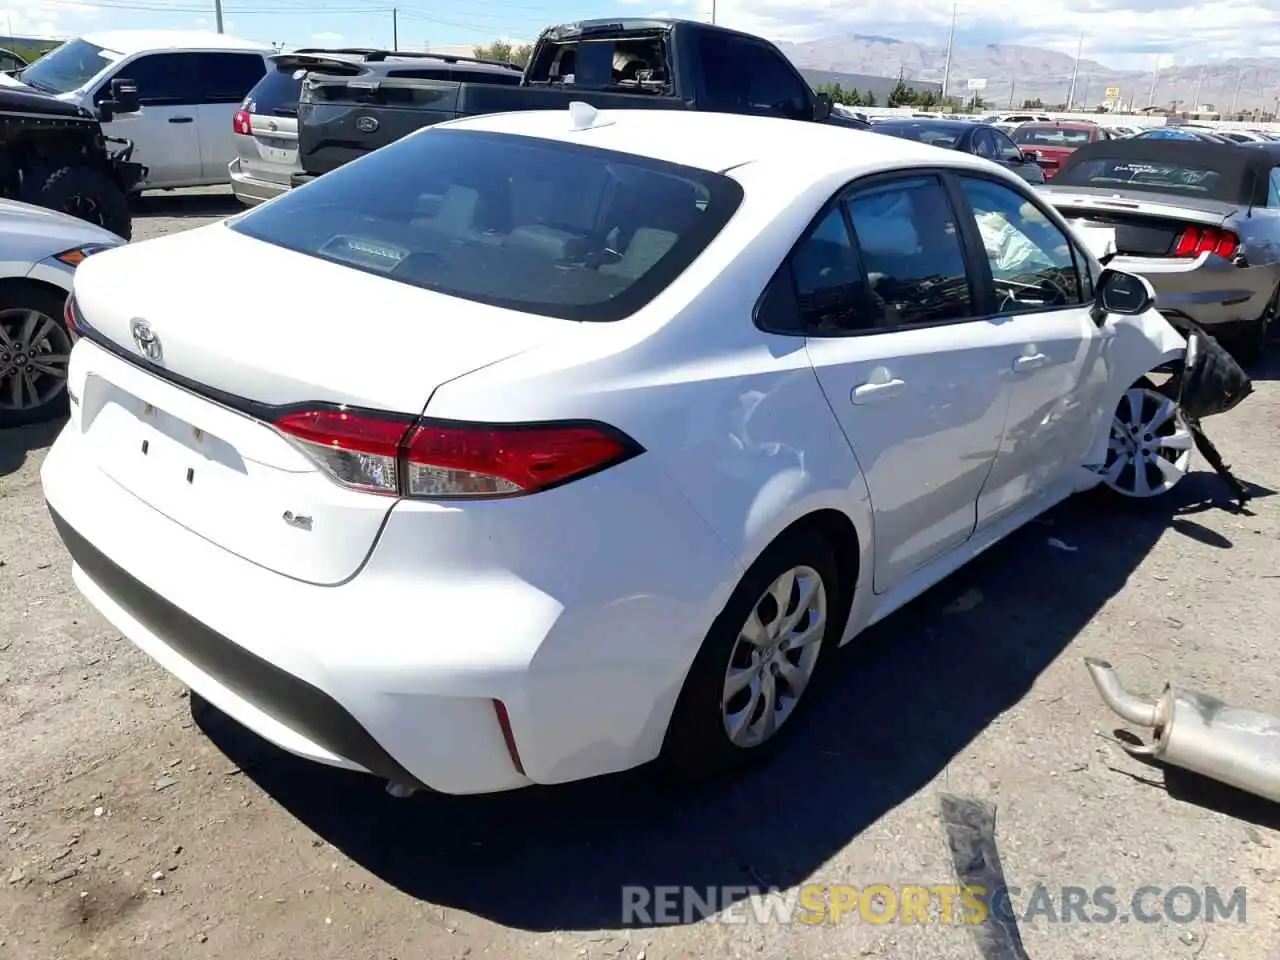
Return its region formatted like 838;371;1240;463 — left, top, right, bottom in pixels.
273;409;640;499
1173;226;1239;258
233;110;252;135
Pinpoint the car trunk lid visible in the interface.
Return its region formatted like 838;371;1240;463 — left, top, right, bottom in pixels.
1041;187;1238;257
68;225;573;585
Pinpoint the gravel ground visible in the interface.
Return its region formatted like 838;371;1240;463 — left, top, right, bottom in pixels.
3;189;1280;960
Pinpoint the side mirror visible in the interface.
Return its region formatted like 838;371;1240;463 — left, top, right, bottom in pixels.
1091;268;1155;325
813;91;832;122
1022;149;1040;162
99;77;139;122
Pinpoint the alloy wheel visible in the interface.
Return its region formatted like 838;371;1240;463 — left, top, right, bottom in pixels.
0;306;72;412
721;564;827;748
1100;386;1193;498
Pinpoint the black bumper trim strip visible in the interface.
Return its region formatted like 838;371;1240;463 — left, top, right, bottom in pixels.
47;504;425;790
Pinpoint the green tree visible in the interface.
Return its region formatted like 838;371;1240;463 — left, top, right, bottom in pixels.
473;40;533;66
863;90;877;107
1021;97;1044;109
887;69;916;107
917;89;938;109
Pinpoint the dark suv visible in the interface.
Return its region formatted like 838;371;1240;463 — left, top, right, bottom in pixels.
232;49;520;205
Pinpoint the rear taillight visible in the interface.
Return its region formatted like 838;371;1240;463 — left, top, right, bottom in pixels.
233;110;252;135
272;409;642;499
1172;225;1239;259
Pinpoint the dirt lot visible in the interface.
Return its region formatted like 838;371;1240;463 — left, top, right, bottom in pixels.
3;189;1280;960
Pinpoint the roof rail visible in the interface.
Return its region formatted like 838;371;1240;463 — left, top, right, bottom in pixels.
363;50;524;70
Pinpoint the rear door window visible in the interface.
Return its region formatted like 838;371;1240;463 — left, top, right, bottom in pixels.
229;128;744;322
193;52;266;104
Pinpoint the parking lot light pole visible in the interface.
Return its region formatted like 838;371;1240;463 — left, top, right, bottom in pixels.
214;0;223;33
940;1;956;101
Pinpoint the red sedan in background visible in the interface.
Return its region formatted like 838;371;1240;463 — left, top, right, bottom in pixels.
1011;121;1117;180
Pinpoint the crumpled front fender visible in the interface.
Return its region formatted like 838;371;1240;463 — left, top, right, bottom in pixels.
1075;307;1187;485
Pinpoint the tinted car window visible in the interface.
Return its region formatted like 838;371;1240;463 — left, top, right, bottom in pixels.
194;52;266;103
958;177;1083;313
110;53;196;105
789;207;870;333
244;63;305;117
230;129;743;322
879;122;963;149
845;176;973;327
698;35;808;118
973;129;998;159
1013;126;1094;146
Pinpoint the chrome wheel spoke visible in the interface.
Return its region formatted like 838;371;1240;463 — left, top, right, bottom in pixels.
721;564;828;749
1152;454;1186;488
1157;427;1194;452
1143;396;1176;433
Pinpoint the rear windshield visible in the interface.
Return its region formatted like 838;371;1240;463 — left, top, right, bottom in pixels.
228;128;743;321
1013;126;1094;146
878;123;963;148
1055;157;1224;195
244;65;305;117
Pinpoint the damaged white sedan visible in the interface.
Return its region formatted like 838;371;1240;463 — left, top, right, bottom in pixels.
43;107;1193;795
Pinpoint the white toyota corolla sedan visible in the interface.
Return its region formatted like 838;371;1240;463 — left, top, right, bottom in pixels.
43;104;1191;796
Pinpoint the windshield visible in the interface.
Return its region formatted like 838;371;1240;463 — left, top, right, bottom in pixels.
1013;126;1094;147
1055;157;1224;195
879;123;963;149
18;38;118;95
229;128;743;322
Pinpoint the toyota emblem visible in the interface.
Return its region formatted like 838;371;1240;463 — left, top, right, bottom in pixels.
130;318;163;364
356;115;379;133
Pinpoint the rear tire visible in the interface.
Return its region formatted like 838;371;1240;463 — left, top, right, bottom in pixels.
19;164;133;240
1219;285;1279;367
661;527;842;780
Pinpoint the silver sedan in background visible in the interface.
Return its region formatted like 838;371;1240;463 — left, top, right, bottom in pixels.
0;199;123;426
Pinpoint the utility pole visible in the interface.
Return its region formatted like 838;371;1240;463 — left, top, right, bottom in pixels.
940;1;957;101
1008;76;1015;109
1231;69;1245;115
710;0;716;24
392;7;398;49
1065;30;1083;110
1147;54;1160;107
1192;64;1205;111
214;0;224;33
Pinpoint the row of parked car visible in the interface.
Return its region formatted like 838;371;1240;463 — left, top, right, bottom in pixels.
1;15;1263;801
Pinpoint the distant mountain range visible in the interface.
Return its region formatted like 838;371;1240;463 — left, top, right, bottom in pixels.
777;34;1280;113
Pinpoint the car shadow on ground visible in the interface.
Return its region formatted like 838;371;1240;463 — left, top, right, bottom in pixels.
0;419;62;477
198;470;1273;933
130;190;244;219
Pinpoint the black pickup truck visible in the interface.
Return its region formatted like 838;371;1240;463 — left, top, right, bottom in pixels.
292;18;865;184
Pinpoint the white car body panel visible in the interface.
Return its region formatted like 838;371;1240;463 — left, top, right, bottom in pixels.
43;109;1188;794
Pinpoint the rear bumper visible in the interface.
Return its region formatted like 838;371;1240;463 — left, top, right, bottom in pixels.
1104;254;1275;331
228;159;289;206
41;397;740;794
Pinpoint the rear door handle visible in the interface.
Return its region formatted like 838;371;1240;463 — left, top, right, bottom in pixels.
852;378;905;404
168;116;194;124
1013;352;1049;372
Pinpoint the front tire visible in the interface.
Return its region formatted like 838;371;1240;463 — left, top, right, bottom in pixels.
19;164;133;240
662;527;841;779
1095;378;1193;500
0;282;74;428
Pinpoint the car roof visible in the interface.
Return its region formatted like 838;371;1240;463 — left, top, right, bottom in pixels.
80;30;271;55
1020;120;1095;130
436;107;1002;179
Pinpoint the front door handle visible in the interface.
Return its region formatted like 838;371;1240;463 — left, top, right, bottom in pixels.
168;116;194;124
1013;352;1049;372
852;378;906;404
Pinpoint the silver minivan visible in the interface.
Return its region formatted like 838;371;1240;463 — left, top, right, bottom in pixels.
230;50;368;206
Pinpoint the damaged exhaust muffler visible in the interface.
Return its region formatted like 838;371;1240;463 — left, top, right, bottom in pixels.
1085;657;1280;803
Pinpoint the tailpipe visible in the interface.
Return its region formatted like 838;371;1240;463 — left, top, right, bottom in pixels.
1085;657;1280;803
